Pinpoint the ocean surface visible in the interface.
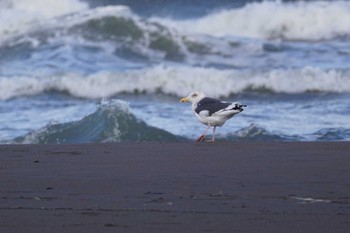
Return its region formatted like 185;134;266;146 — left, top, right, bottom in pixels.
1;0;350;143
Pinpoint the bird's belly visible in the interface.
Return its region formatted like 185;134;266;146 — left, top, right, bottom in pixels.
197;114;228;126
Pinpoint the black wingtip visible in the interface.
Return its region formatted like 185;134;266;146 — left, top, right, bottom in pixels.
236;104;247;112
232;104;247;112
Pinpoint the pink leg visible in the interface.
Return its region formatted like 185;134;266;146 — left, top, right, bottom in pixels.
196;125;211;142
212;126;216;142
207;126;216;142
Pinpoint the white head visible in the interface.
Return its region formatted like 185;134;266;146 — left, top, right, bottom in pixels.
180;91;206;104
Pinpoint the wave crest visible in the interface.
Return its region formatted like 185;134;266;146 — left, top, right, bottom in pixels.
0;0;88;42
12;99;180;143
160;1;350;41
0;4;236;64
1;66;350;100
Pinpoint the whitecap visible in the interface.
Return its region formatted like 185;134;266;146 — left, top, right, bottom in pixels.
155;1;350;41
1;66;350;100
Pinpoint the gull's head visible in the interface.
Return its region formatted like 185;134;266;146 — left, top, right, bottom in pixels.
180;91;206;103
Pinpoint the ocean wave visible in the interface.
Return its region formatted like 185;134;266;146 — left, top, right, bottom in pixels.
0;4;216;63
12;99;180;144
226;124;300;141
0;0;88;42
1;2;282;68
70;9;187;61
1;66;350;100
3;0;350;67
8;1;349;69
312;128;350;141
157;1;350;41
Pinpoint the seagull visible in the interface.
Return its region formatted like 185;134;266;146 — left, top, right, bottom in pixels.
180;91;246;142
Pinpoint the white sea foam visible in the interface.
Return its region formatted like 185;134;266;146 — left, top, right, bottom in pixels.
0;2;135;41
0;0;88;42
156;1;350;40
1;66;350;100
291;196;331;204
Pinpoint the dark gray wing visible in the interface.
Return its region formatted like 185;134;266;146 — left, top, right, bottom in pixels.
195;97;231;116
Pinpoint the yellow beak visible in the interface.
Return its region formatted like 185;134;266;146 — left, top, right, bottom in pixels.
180;97;189;102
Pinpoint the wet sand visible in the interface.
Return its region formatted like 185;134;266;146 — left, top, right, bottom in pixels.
1;142;350;233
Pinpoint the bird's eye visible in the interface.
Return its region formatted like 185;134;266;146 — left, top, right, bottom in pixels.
192;93;198;97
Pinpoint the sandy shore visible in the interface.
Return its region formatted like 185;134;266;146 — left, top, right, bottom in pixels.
1;142;349;233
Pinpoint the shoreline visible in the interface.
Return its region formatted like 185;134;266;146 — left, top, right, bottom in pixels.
1;142;350;233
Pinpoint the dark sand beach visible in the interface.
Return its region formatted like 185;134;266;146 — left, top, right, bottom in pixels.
1;142;350;233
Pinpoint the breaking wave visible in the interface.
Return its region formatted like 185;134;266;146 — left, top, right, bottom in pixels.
1;66;350;100
0;4;217;63
3;0;350;73
0;0;88;41
159;1;350;41
12;99;180;144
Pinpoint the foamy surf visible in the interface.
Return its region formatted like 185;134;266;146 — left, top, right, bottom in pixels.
0;0;88;42
156;1;350;41
1;66;350;100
